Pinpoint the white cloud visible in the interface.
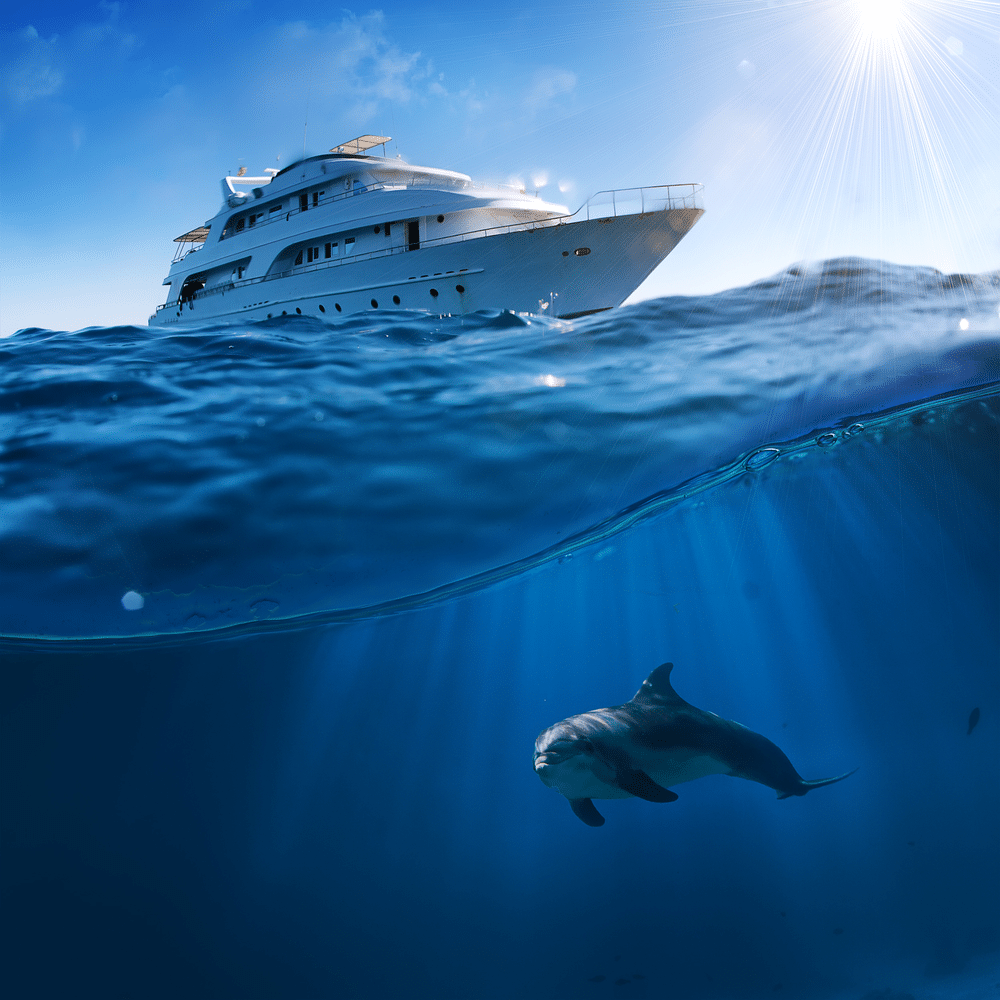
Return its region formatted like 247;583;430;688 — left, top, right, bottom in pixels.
457;80;485;116
524;68;576;111
237;11;428;132
3;26;64;105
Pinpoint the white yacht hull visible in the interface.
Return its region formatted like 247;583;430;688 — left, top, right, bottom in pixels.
149;207;702;326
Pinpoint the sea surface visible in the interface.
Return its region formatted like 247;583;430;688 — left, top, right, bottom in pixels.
2;259;998;999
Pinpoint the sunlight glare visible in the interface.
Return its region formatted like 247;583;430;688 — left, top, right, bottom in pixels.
854;0;905;39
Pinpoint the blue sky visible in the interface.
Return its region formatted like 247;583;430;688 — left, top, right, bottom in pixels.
2;0;998;334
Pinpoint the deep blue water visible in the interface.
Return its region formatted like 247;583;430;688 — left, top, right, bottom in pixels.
2;259;998;999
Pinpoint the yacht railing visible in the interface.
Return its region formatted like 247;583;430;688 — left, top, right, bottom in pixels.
214;181;702;245
572;183;703;219
157;183;704;314
173;242;204;264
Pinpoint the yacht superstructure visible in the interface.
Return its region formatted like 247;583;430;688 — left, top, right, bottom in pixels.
149;136;704;326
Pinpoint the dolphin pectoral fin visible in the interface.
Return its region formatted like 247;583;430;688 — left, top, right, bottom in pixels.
570;798;606;827
615;767;679;803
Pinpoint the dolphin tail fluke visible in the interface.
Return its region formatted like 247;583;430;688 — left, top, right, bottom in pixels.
570;798;606;827
777;767;859;799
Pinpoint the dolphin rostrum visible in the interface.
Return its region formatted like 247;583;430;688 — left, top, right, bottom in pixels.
533;662;856;826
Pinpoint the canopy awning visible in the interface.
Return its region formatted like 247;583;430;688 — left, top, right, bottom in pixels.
329;135;391;155
174;226;210;243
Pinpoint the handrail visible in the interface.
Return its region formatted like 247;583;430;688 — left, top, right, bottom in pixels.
573;183;704;220
159;183;704;313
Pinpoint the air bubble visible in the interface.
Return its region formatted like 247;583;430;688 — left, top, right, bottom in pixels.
121;590;144;611
313;411;324;421
817;432;837;447
745;448;780;471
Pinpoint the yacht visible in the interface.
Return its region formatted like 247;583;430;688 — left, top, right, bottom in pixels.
148;136;704;326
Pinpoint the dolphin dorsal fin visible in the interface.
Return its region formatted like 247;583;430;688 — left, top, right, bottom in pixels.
631;662;689;707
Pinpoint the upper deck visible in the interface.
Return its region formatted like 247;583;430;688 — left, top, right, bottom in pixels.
165;135;704;279
171;135;566;264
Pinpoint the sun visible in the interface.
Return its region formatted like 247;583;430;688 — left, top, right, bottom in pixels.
853;0;907;40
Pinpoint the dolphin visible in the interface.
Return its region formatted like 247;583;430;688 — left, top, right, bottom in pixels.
533;662;856;826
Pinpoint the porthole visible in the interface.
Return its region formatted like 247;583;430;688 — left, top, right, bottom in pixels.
393;295;400;305
267;313;272;319
319;304;326;313
562;251;569;257
429;288;439;298
282;310;288;315
574;247;591;256
296;307;301;314
371;298;379;308
456;284;465;294
335;303;342;312
437;214;444;223
374;225;380;234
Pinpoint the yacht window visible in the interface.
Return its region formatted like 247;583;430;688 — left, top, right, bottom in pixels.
407;220;419;251
299;193;308;212
312;192;319;207
307;247;313;263
236;218;245;233
344;237;355;256
237;266;244;279
249;215;256;227
325;243;332;258
269;204;282;214
295;250;303;265
385;222;392;237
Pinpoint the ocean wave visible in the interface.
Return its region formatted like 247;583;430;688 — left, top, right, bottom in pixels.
2;259;998;642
